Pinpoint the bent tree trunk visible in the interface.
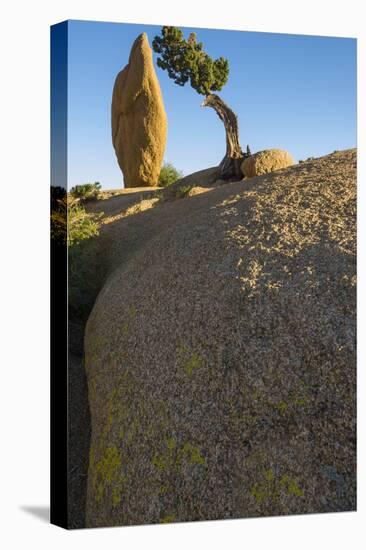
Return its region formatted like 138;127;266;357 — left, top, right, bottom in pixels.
202;93;247;181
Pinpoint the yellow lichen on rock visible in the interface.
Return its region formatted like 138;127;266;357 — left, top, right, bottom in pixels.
242;149;294;178
111;33;167;187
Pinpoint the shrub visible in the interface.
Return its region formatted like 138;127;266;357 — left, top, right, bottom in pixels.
175;184;192;199
51;195;102;246
69;236;106;324
51;185;66;210
158;162;183;187
70;182;101;200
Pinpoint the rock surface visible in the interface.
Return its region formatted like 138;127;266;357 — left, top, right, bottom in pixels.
84;150;356;527
111;33;167;187
242;149;294;178
160;165;228;202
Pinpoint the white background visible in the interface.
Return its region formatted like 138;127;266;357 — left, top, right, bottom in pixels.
1;0;365;548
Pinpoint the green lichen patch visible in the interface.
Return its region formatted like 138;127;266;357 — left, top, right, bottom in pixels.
152;452;171;471
280;475;304;497
121;305;137;336
128;304;137;319
152;438;206;502
182;442;206;465
160;514;176;524
152;438;206;473
112;487;122;507
251;468;278;504
276;401;288;415
265;468;274;482
167;437;176;450
251;468;304;505
267;380;311;417
152;439;173;471
90;375;177;511
92;445;122;503
158;484;170;495
291;381;310;407
178;344;204;376
185;353;203;376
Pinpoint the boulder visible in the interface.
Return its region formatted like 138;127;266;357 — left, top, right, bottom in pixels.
84;150;356;527
242;149;294;178
111;33;167;187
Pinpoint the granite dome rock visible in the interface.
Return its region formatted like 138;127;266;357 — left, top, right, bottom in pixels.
84;150;356;527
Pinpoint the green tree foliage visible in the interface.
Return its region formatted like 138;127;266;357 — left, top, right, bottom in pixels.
70;182;101;201
51;195;102;246
158;162;183;187
152;27;229;96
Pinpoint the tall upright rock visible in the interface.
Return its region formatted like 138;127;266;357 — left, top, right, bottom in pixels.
111;33;167;188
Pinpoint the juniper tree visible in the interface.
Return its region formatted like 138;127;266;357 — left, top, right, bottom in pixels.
153;26;249;180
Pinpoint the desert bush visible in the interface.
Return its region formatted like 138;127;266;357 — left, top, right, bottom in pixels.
51;195;102;246
51;185;66;210
70;182;101;200
175;184;193;199
51;194;106;344
68;236;106;324
299;157;316;164
158;162;183;187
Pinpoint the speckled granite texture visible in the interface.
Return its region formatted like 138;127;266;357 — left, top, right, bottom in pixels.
84;150;356;527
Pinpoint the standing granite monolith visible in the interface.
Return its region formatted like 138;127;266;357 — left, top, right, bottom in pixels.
111;33;167;187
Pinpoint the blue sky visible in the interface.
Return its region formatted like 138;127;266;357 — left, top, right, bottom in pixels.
66;20;356;189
